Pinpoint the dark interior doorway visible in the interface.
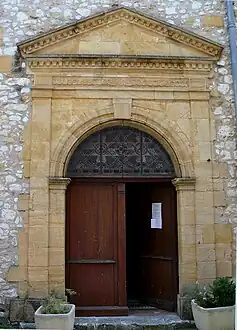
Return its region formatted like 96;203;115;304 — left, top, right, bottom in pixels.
126;182;145;307
126;182;178;312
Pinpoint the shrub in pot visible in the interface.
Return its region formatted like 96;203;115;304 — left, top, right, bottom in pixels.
191;277;235;330
34;290;75;330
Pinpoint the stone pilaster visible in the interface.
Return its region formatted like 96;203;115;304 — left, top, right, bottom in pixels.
172;178;196;290
48;177;71;294
28;95;52;297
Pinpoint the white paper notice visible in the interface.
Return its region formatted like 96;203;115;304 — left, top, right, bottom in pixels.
151;202;162;229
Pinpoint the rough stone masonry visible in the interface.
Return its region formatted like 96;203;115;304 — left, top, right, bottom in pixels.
0;0;236;303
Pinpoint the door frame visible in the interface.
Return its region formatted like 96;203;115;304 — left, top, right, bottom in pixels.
65;177;178;312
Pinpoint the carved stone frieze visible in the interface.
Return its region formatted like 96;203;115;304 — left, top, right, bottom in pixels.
51;76;207;90
17;7;223;59
52;76;189;87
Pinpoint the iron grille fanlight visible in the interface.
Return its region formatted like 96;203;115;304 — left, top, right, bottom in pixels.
67;126;175;177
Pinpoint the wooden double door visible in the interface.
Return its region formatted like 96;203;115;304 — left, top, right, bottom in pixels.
66;180;178;316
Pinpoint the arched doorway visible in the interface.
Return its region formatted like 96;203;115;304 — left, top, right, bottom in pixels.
66;125;178;316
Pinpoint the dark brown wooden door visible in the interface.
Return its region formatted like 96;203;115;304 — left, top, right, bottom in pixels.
66;181;128;316
126;182;178;311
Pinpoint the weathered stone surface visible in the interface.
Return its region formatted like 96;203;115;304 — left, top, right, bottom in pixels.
0;0;235;314
9;298;42;323
201;15;224;28
0;56;12;72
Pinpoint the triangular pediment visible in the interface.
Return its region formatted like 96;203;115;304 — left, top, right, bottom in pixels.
17;7;223;59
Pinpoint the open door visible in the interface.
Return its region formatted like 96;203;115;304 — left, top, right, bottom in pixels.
66;181;128;316
126;182;178;311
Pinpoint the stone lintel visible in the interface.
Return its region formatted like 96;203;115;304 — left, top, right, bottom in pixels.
29;90;209;100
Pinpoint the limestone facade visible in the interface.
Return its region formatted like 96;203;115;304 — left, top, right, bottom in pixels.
0;0;235;312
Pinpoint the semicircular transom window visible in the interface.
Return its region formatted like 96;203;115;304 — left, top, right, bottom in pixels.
66;126;175;178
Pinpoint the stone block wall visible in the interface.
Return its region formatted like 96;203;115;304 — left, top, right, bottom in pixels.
0;0;236;306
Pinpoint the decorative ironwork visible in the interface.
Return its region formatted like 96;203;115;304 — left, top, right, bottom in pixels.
67;126;175;177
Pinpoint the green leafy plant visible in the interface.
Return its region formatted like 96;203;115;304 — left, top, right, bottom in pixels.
195;277;235;308
41;295;69;314
41;288;76;314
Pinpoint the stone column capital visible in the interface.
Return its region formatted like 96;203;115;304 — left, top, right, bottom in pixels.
48;177;71;190
172;177;196;191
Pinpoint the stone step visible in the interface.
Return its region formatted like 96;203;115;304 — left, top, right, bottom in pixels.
74;316;196;330
18;324;196;330
18;315;196;330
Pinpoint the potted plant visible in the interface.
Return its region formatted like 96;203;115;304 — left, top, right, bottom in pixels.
191;277;235;330
34;289;75;330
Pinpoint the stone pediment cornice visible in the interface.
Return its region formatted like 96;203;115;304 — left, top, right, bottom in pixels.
17;7;223;59
26;54;213;73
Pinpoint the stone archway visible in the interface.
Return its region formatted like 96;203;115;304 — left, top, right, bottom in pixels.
65;124;178;315
66;125;176;177
51;117;193;179
63;123;192;315
48;120;196;311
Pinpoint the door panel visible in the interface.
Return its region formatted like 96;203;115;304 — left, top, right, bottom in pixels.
140;183;177;310
140;258;174;309
126;182;177;311
66;181;128;316
69;264;115;305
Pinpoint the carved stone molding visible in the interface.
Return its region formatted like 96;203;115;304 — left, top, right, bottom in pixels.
17;7;223;59
172;177;196;191
51;76;207;90
49;177;71;190
27;56;213;73
53;76;189;87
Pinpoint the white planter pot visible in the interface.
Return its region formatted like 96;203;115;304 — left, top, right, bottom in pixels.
35;304;75;330
191;299;234;330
